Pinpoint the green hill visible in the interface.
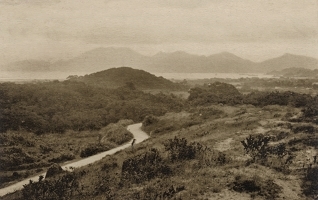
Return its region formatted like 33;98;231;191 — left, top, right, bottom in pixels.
71;67;185;90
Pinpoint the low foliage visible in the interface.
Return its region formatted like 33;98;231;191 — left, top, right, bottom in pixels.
302;166;318;197
133;179;185;200
48;153;75;163
241;134;271;162
0;147;36;170
22;171;85;200
164;137;203;161
142;115;159;127
241;134;291;172
80;144;112;158
100;122;133;145
292;124;315;134
231;175;282;199
121;148;171;184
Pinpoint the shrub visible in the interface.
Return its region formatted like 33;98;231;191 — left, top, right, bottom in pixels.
231;175;282;199
0;147;36;170
0;172;22;187
80;144;110;158
22;172;83;200
302;166;318;197
48;153;75;163
241;134;271;162
121;148;171;184
164;137;202;161
142;115;159;127
196;149;231;168
135;179;185;200
292;125;315;134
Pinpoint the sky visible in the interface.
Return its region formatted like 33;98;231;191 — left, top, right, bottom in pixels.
0;0;317;64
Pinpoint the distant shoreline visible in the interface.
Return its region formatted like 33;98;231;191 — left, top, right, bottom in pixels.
0;72;274;82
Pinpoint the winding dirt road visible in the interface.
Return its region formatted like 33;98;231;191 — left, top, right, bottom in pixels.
0;123;148;197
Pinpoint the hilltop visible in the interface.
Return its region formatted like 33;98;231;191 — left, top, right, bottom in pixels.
69;67;185;90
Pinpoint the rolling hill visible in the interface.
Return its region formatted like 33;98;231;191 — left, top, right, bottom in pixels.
71;67;185;90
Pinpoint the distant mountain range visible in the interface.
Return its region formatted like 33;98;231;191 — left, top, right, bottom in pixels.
2;47;318;74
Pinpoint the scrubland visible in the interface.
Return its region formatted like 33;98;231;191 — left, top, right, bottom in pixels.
1;78;318;200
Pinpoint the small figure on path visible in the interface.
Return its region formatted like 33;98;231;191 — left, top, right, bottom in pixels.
131;139;136;151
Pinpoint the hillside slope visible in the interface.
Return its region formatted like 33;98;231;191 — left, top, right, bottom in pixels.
72;67;185;90
259;53;318;72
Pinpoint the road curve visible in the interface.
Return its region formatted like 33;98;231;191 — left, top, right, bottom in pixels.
0;123;148;197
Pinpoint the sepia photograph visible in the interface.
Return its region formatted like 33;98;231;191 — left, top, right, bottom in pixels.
0;0;317;199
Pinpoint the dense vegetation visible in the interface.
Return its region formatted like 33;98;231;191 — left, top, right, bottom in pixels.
0;77;185;188
188;82;318;124
0;81;184;134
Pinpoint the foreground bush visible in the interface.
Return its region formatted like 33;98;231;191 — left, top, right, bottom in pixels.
121;148;171;184
302;166;318;197
134;179;185;200
22;171;84;200
231;175;282;199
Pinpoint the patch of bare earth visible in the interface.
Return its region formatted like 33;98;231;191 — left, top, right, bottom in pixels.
214;138;234;152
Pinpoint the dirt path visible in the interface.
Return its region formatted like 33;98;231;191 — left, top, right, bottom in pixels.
0;123;148;197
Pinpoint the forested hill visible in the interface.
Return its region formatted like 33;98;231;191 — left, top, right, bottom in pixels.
69;67;185;90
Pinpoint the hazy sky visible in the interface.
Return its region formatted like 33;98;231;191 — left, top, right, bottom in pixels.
0;0;317;64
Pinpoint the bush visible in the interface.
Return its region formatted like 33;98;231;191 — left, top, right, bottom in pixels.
121;148;171;184
164;137;202;161
231;175;282;199
0;172;22;187
48;153;75;163
302;166;318;197
0;147;36;170
22;172;83;200
241;134;271;162
142;115;159;127
80;145;110;158
134;179;185;200
292;125;315;134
